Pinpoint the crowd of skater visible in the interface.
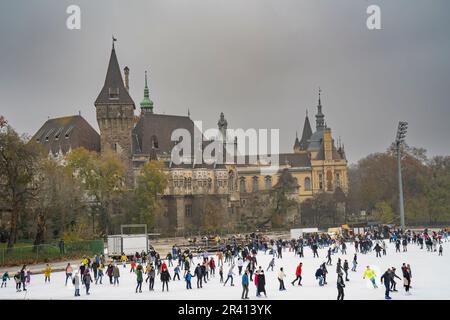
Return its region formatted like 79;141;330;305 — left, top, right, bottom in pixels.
1;228;447;300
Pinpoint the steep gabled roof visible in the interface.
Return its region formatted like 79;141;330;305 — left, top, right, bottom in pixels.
299;114;312;150
94;46;135;107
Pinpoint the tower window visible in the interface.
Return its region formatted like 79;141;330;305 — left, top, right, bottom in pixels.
108;88;119;100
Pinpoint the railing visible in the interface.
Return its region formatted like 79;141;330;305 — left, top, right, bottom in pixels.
0;240;104;267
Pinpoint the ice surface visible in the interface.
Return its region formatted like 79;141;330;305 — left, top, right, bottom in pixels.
1;241;448;300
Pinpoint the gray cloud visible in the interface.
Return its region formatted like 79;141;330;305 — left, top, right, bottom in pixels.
0;0;449;164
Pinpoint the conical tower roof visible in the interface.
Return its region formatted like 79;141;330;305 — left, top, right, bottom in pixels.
299;111;313;150
95;43;135;107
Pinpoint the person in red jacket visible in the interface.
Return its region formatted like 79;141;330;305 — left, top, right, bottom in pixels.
161;261;168;272
291;262;303;286
209;258;216;276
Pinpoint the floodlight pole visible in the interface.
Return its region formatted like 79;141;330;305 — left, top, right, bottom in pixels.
395;121;408;233
396;140;405;232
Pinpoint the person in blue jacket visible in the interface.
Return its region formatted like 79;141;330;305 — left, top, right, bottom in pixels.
185;270;193;289
241;270;249;299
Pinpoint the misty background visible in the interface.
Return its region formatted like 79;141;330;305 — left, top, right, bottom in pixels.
0;0;449;164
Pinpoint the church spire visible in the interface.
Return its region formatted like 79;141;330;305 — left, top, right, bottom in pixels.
140;71;154;113
315;87;325;130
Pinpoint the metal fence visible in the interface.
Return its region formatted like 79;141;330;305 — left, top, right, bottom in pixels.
0;240;104;266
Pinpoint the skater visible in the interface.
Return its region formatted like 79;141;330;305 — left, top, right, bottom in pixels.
390;267;401;292
25;268;31;285
106;263;113;284
185;270;193;289
326;248;332;265
1;271;10;288
14;271;21;292
312;243;319;258
351;254;358;272
148;265;155;291
19;266;26;291
84;269;92;295
43;264;52;283
380;268;392;300
237;257;243;275
291;262;303;286
219;265;224;283
337;271;345;300
241;269;249;299
439;244;443;256
121;253;127;268
173;264;181;280
363;266;378;288
343;259;349;281
73;272;80;297
161;267;171;292
194;263;203;288
315;266;324;286
96;263;103;284
321;263;328;285
401;263;411;295
135;264;143;293
266;257;275;271
113;264;120;286
224;265;235;286
256;270;267;297
65;263;73;286
374;243;382;258
277;267;286;291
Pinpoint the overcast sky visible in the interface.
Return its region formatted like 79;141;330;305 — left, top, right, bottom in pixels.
0;0;449;164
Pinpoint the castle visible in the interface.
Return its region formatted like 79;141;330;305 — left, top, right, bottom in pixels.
32;43;348;232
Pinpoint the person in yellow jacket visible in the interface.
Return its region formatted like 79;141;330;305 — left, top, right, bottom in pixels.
43;264;52;283
81;257;89;267
121;254;127;268
363;266;378;288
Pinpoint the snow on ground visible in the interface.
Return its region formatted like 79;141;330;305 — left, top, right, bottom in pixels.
1;241;448;300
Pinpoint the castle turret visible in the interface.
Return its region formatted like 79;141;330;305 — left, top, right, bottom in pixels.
140;71;154;113
315;88;325;131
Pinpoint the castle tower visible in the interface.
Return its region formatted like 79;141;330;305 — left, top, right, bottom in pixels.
94;40;135;177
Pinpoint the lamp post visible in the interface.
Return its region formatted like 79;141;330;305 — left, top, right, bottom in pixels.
395;121;408;232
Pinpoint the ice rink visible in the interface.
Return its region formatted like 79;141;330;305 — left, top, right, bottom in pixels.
1;240;448;300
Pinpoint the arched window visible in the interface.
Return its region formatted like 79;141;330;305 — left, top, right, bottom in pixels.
304;177;311;191
240;177;246;193
264;176;272;190
252;176;259;192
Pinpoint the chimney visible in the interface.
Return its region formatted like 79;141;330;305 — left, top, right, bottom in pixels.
124;66;130;91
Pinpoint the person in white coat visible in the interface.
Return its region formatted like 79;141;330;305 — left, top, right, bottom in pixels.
277;267;286;291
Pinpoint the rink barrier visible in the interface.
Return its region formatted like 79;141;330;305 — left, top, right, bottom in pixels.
0;240;104;267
